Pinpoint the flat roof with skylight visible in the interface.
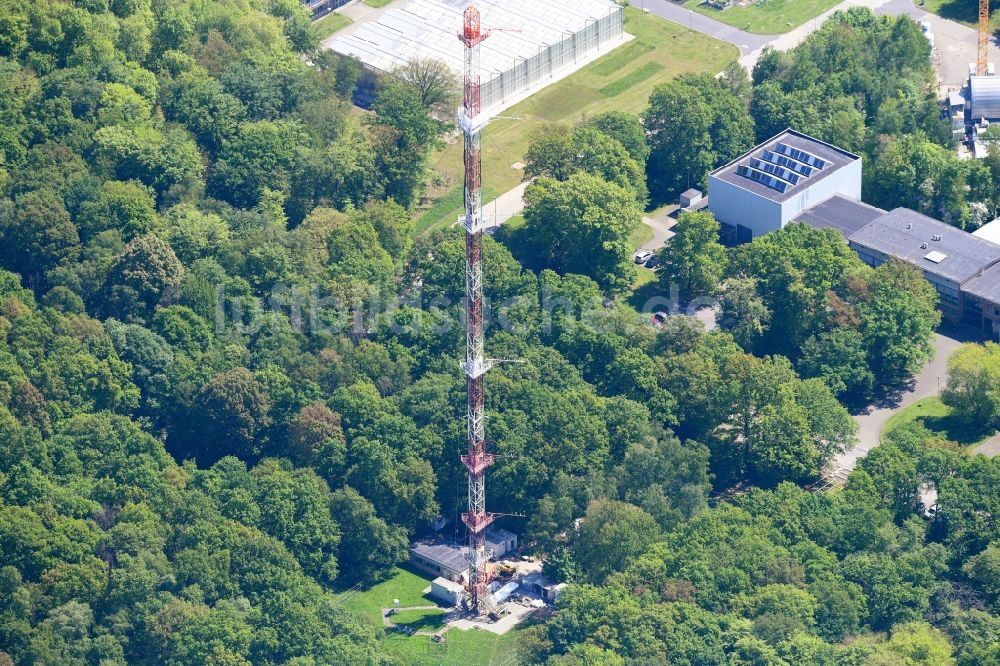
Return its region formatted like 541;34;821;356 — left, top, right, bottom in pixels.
847;208;1000;285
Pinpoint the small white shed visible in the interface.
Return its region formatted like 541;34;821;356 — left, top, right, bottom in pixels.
430;577;465;606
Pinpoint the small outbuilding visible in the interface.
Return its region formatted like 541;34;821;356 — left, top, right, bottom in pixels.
430;577;465;606
485;528;518;559
679;188;703;208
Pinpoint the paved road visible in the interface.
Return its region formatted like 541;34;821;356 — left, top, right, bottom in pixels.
826;331;964;482
630;0;775;55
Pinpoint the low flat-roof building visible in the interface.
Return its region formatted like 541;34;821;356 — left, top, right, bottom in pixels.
795;194;885;237
485;527;517;559
410;541;470;583
409;528;518;584
847;208;1000;322
708;129;863;242
973;218;1000;245
963;264;1000;337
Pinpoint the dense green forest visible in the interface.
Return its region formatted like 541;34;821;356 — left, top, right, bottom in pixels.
0;0;998;663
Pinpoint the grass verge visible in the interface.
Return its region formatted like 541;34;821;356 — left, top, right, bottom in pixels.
309;12;352;41
363;0;395;7
417;7;737;237
631;222;654;249
919;0;1000;31
882;396;997;446
683;0;843;34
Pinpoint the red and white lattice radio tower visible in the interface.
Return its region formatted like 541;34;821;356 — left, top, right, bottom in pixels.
457;4;497;616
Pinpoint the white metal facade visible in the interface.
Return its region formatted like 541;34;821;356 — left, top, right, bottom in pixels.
328;0;624;111
970;75;1000;120
709;162;862;238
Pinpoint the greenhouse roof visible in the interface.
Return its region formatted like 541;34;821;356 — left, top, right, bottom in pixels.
327;0;622;80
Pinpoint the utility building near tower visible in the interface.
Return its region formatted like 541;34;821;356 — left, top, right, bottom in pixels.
707;129;863;242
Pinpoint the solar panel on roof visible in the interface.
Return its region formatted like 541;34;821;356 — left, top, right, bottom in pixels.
749;158;800;185
761;150;814;177
774;142;827;169
736;164;788;193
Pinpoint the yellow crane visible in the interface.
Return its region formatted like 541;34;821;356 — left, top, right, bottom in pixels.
979;0;990;76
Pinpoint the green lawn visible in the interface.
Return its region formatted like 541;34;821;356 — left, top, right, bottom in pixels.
309;12;352;41
882;397;997;447
392;608;449;633
683;0;844;34
919;0;1000;32
335;567;524;665
363;0;395;7
386;626;523;666
335;567;441;625
414;6;738;236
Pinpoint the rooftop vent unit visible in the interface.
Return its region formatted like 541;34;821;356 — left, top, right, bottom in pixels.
932;234;943;241
924;250;948;263
921;242;929;249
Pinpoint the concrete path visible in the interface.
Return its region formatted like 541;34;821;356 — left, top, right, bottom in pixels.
485;181;532;229
639;209;678;252
973;433;1000;457
825;325;999;481
826;331;963;482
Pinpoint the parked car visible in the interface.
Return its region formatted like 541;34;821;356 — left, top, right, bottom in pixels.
650;311;668;327
634;250;653;264
644;255;660;269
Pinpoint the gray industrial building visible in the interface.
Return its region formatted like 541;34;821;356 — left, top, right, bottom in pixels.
327;0;625;112
963;264;1000;337
708;129;1000;337
707;129;863;242
847;208;1000;323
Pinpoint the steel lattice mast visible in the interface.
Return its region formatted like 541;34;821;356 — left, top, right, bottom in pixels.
458;5;496;615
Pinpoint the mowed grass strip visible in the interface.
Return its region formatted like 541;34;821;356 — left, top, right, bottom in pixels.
600;62;665;97
590;40;654;75
683;0;843;34
418;7;737;236
309;12;352;41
